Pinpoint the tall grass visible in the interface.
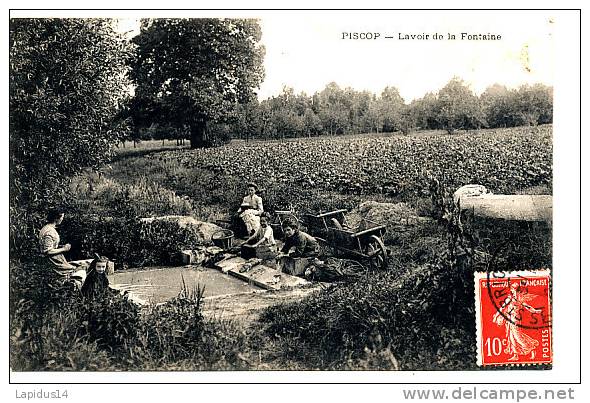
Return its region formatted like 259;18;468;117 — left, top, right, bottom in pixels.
10;260;256;371
69;173;194;218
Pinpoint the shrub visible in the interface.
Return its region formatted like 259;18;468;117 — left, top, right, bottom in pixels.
138;286;206;361
61;215;206;267
133;284;250;369
99;155;244;219
10;260;139;369
79;290;140;352
461;215;552;272
194;319;250;369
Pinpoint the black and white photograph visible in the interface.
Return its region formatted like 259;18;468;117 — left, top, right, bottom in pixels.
6;5;583;396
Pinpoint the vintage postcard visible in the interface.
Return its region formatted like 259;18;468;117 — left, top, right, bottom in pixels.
6;7;581;392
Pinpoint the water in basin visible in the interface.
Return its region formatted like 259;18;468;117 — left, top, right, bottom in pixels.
108;266;261;304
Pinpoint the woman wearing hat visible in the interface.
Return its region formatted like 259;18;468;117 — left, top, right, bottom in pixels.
237;182;264;236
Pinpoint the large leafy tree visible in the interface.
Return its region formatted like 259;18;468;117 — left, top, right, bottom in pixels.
316;82;350;135
364;94;384;133
347;90;372;134
233;101;262;141
436;77;485;134
379;86;405;132
130;18;265;148
269;87;307;139
9;18;132;255
410;92;440;130
480;84;513;128
511;83;553;126
480;83;552;129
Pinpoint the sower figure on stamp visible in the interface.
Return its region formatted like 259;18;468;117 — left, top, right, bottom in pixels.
493;282;543;361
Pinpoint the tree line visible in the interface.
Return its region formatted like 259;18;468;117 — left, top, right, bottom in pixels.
129;78;553;145
120;18;552;145
231;80;552;141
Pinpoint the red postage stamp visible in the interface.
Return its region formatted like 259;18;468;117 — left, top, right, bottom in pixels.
474;270;552;366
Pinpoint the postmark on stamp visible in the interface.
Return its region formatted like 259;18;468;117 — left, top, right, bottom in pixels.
474;270;552;366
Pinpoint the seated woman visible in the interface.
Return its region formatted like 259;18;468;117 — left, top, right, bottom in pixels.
237;182;264;236
240;213;276;260
39;208;88;288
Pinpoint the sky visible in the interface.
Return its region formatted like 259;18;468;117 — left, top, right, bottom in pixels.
115;10;555;102
256;11;555;101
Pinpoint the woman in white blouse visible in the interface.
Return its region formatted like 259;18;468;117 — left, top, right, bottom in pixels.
237;182;263;235
241;213;277;259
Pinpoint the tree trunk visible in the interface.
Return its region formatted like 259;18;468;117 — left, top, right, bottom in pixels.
190;121;207;149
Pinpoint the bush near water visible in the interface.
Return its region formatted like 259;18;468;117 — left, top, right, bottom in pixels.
60;215;212;268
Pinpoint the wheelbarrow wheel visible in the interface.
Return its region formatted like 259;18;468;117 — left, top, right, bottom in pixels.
365;235;388;270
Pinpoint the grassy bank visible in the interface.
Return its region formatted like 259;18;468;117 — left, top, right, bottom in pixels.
10;261;259;371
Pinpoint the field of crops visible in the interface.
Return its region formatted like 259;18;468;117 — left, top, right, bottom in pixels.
150;125;552;198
